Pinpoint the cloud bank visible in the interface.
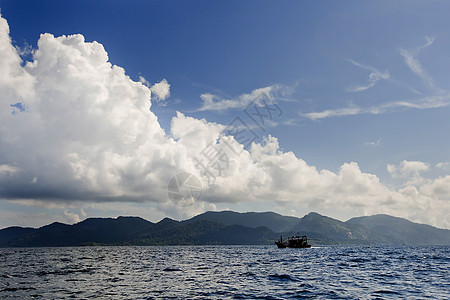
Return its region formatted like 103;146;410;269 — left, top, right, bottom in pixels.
0;15;448;228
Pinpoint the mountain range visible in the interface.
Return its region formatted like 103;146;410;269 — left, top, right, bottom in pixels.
1;211;449;247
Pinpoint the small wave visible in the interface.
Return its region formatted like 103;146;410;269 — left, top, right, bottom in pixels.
294;289;315;298
375;273;395;278
106;277;122;282
0;245;447;299
78;256;93;260
65;278;86;282
349;258;371;263
37;267;96;276
373;290;400;295
60;257;71;262
0;287;36;292
163;267;182;272
77;267;95;273
268;273;296;281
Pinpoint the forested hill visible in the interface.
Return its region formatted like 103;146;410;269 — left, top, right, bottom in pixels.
1;211;449;247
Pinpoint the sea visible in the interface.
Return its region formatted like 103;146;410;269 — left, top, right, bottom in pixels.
0;245;448;299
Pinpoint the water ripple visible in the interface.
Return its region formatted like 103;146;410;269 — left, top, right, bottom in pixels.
0;245;448;299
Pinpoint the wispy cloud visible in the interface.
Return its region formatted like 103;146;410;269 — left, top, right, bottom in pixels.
283;118;302;127
346;59;390;92
302;36;446;121
400;36;439;91
301;93;450;120
197;84;293;112
346;59;420;94
365;138;381;146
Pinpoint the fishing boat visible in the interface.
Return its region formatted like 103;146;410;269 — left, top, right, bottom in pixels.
275;235;311;248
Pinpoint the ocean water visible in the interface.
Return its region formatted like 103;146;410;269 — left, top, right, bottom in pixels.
0;245;448;299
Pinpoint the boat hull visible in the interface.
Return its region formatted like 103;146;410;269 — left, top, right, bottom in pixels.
275;242;311;248
275;235;311;248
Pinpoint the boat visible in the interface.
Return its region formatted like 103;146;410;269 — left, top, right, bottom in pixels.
275;235;311;248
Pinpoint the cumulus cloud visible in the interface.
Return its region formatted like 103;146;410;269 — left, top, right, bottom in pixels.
0;14;448;228
436;162;449;170
387;160;430;178
420;176;450;200
1;15;186;204
0;15;35;101
387;160;430;186
139;76;170;102
63;208;87;223
150;78;170;101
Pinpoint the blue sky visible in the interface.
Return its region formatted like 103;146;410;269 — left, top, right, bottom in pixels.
0;0;449;228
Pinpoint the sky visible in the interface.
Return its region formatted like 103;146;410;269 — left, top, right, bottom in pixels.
0;0;449;229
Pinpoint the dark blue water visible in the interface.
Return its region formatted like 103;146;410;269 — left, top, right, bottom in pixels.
0;245;448;299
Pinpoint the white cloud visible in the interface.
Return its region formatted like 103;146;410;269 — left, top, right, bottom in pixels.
420;175;450;200
387;160;430;186
301;37;447;121
0;15;35;101
364;138;381;146
400;36;439;91
0;14;448;228
387;160;430;178
346;59;390;92
15;41;33;57
1;16;184;204
139;75;150;86
436;162;449;170
139;76;170;102
301;93;450;120
0;164;20;175
302;106;362;120
63;208;83;223
198;84;290;111
157;200;217;221
150;78;170;101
